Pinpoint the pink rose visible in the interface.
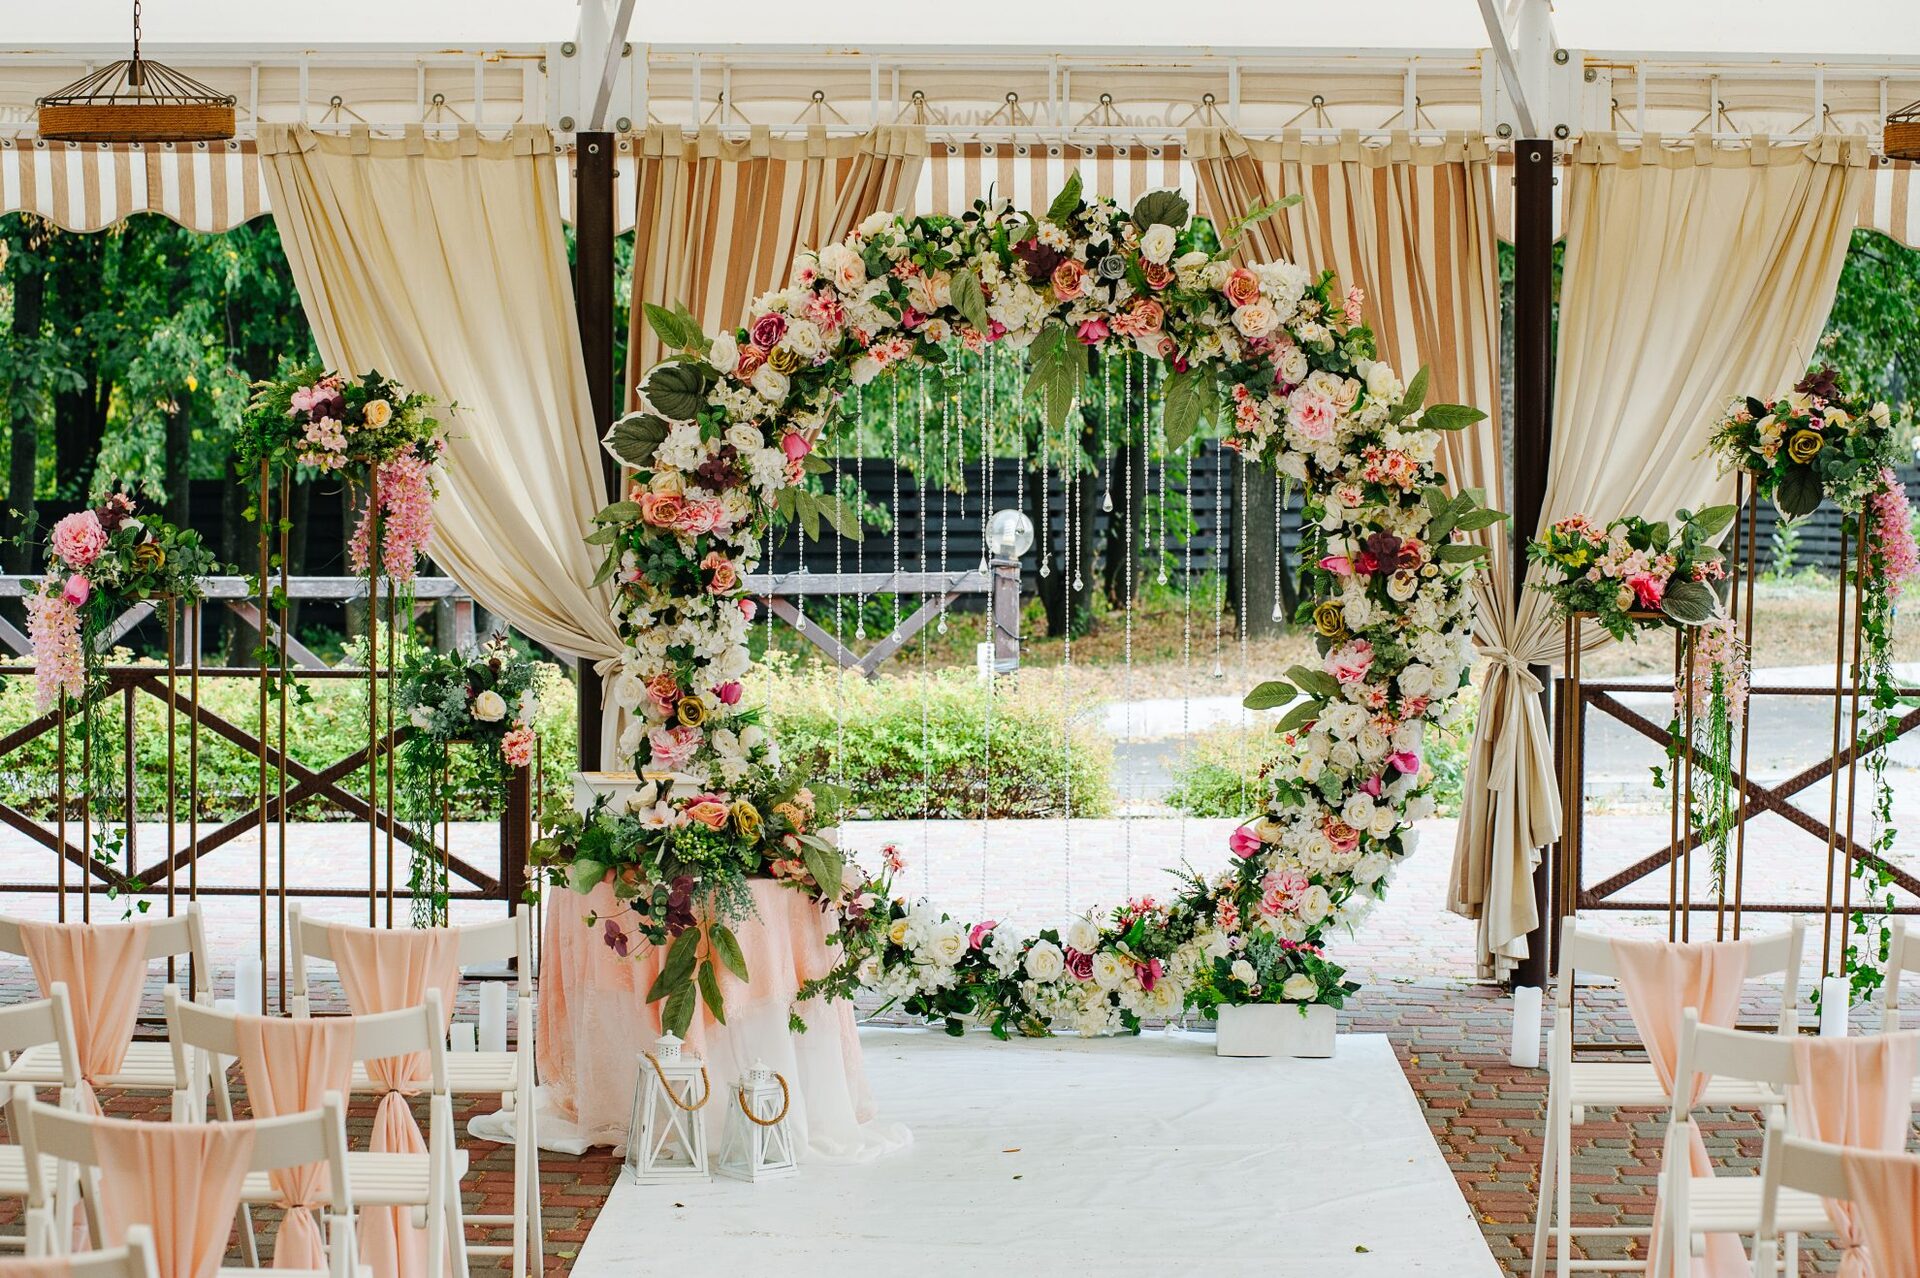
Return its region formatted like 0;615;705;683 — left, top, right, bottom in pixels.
1049;259;1089;301
748;312;787;351
1064;948;1095;981
1075;318;1110;345
739;598;759;622
1626;572;1665;610
1325;639;1375;685
61;574;90;607
1222;267;1261;308
643;673;681;718
711;681;743;706
1387;750;1421;775
640;491;685;529
1324;820;1361;855
50;512;108;569
1141;260;1173;291
780;430;813;463
1318;555;1353;577
701;550;739;595
968;920;997;950
1287;387;1337;442
1228;825;1262;859
683;797;731;831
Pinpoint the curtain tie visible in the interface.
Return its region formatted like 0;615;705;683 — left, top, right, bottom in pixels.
1479;644;1544;696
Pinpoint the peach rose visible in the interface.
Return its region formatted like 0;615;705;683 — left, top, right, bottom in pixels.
683;797;731;831
640;491;685;528
1223;267;1261;308
1050;259;1090;301
702;550;738;595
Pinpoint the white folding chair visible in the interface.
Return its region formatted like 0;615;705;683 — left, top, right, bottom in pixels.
163;986;467;1277
0;906;215;1104
9;1084;357;1277
0;986;87;1250
286;906;539;1276
1748;1115;1854;1278
1532;918;1804;1277
0;1224;161;1278
1653;1012;1831;1277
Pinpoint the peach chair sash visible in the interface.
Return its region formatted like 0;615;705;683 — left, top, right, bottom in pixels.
326;926;458;1278
232;1014;356;1271
17;920;151;1114
1842;1147;1920;1278
0;1258;74;1276
1789;1033;1920;1278
1611;936;1752;1278
94;1117;254;1278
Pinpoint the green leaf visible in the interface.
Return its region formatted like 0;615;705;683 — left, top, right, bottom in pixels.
1162;368;1216;453
1045;170;1084;225
642;302;694;352
1285;664;1341;700
1775;465;1824;520
1274;698;1328;734
1419;403;1489;432
950;267;990;333
1024;322;1082;428
583;525;619;546
696;959;726;1025
1388;366;1430;423
817;491;865;542
1130;189;1190;230
1661;579;1722;626
643;361;712;421
798;834;845;902
710;923;750;982
794;489;823;541
1223;193;1301;242
646;927;702;1003
662;983;696;1038
564;859;607;896
1453;509;1509;532
1435;543;1490;564
595;500;644;523
1690;504;1737;540
604;413;671;468
1241;680;1298;711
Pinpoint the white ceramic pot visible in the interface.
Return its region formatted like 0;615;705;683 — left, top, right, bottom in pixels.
1214;1003;1338;1058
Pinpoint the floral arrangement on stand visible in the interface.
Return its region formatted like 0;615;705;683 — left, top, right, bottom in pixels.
394;636;541;925
1709;367;1917;1003
24;493;224;900
239;367;444;586
560;175;1495;1040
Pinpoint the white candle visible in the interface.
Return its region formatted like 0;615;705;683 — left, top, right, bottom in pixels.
478;984;509;1053
1820;976;1850;1037
235;958;263;1015
1509;985;1544;1068
448;1023;478;1053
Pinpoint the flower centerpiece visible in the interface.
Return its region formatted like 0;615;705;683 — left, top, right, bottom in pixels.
566;176;1496;1047
1707;366;1896;521
393;636;544;924
239;367;444;584
1526;506;1737;639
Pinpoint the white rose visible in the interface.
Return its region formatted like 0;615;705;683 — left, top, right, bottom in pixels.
1138;223;1177;264
1297;885;1333;925
1024;940;1066;983
1203;931;1233;961
922;920;969;967
783;318;823;359
409;706;435;730
708;332;740;376
887;918;911;946
1232;302;1276;338
851;355;883;385
1404;794;1437;825
1091;950;1126;989
1353;851;1391;885
1229;959;1257;986
856;954;882;986
750;364;790;403
1356;726;1390;761
1369;807;1401;839
1362;360;1401;402
1341;794;1374;828
470;690;507;723
1064;918;1100;954
725;422;763;453
1282;973;1319;1002
1398;663;1434;699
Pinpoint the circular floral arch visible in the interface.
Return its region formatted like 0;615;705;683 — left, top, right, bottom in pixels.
575;175;1498;1037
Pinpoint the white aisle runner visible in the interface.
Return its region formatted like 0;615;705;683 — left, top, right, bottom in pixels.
573;1027;1499;1276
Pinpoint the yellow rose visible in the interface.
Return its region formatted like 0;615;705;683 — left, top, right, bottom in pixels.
675;698;707;728
1786;429;1824;465
131;542;166;572
768;345;804;375
362;398;393;428
730;801;762;841
1312;599;1346;639
888;918;911;946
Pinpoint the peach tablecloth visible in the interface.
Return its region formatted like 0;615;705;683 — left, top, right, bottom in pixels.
535;877;909;1162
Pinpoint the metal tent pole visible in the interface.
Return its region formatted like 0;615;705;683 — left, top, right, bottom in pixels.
574;129;617;773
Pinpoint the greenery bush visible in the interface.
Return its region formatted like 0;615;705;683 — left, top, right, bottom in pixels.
751;657;1113;819
1165;688;1476;820
0;654;579;822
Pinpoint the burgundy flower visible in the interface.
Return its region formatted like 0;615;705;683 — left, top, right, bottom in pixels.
1064;948;1095;981
1012;238;1065;284
1793;365;1841;403
695;444;741;492
1363;531;1406;572
601;919;630;957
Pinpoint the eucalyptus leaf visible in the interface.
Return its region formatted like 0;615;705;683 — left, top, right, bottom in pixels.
595;501;644;523
662;983;696;1038
646;927;702;1004
710;923;750;982
697;959;726;1025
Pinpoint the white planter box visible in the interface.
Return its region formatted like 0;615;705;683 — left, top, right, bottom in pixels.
1215;1003;1337;1058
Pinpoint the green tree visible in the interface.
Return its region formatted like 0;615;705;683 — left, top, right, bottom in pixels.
1819;228;1920;426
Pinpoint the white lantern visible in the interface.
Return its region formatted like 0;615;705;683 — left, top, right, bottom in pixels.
624;1033;711;1183
716;1060;797;1182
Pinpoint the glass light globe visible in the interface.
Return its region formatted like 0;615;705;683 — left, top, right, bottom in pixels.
985;508;1035;561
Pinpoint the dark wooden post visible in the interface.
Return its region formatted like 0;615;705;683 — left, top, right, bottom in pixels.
574;131;618;772
501;762;531;918
1512;138;1556;990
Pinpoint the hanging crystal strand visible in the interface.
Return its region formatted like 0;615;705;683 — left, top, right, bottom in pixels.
1069;399;1084;594
833;438;846;787
1037;381;1052;579
1211;438;1226;680
1062;434;1074;917
938;387;952;635
854;384;867;642
919;370;933;877
891;375;904;644
1238;448;1252;813
1271;483;1285;623
980;357;994;919
1122;351;1136;899
1181;438;1194;863
1100;351;1114;514
1156;367;1170;586
978;352;993;573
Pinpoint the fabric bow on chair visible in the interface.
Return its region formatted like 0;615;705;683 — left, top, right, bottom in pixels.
17;921;151;1117
1788;1033;1920;1278
94;1118;255;1278
233;1015;357;1270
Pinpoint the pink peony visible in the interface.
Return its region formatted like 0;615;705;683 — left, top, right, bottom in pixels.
1325;639;1375;685
969;920;997;950
1625;571;1665;610
711;681;743;706
1287;387;1338;442
61;575;90;607
49;512;107;569
1075;318;1110;345
1228;825;1262;859
646;724;703;771
701;550;738;595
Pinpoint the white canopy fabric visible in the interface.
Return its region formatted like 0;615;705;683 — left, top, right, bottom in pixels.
9;0;1920;56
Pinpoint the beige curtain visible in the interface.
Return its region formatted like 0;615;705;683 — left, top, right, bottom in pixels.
1451;132;1868;977
625;124;927;395
1190;128;1505;519
257;124;624;745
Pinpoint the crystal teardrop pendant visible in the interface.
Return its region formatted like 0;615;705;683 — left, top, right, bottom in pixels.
1102;490;1114;513
1072;574;1083;591
1212;661;1224;679
856;626;868;642
1158;571;1169;586
937;617;948;635
1270;603;1283;622
1039;560;1051;579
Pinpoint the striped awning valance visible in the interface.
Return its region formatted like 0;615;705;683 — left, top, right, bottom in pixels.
917;141;1190;218
0;137;268;233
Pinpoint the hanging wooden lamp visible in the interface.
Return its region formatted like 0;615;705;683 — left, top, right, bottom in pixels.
1888;100;1920;162
36;1;235;143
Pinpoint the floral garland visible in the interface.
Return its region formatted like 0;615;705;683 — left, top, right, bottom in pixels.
573;177;1495;1037
395;636;541;925
240;367;444;584
1708;368;1915;1003
25;494;224;904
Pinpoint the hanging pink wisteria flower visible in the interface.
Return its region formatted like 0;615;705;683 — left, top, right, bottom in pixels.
1676;618;1749;725
1867;467;1920;598
25;586;84;713
348;446;437;584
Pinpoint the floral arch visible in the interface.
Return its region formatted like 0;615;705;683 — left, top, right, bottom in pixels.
554;173;1499;1038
